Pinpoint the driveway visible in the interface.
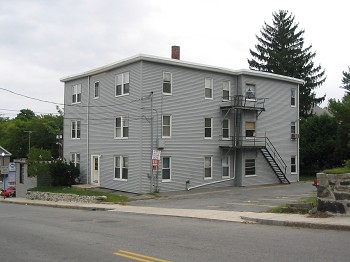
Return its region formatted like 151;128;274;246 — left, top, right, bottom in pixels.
129;182;316;212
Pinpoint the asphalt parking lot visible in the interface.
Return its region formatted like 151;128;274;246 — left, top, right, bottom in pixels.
129;182;316;212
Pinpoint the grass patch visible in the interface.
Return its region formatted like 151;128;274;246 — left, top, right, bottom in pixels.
299;175;316;182
266;196;317;214
29;186;128;204
322;167;350;174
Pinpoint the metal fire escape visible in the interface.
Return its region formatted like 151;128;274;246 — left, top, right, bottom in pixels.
220;95;290;184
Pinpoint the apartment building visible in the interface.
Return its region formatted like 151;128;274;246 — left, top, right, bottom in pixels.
61;47;303;193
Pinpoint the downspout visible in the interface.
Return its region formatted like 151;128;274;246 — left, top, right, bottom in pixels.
297;84;300;182
150;91;154;193
86;76;90;184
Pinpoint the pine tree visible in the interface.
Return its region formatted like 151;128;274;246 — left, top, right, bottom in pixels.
248;10;326;117
340;67;350;93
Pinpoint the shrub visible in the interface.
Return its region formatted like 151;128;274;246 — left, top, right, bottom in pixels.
49;160;80;187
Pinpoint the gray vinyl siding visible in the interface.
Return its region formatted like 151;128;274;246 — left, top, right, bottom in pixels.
62;56;300;193
139;61;238;192
240;75;299;185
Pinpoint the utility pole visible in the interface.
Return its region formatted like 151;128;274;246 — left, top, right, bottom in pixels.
24;130;34;153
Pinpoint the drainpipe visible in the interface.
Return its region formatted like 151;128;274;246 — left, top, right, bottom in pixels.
86;76;90;184
150;91;154;193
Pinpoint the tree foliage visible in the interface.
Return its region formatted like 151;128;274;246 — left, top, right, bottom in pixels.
328;95;350;162
248;10;326;117
49;160;80;187
340;66;350;93
299;114;339;175
27;147;52;177
0;109;63;159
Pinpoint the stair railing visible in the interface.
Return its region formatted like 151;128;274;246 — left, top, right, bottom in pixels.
264;136;287;175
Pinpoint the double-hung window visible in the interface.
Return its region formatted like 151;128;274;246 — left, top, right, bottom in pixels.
115;72;130;96
94;81;99;99
291;121;296;140
222;156;229;178
205;78;213;99
72;84;82;104
222;119;230;139
245;121;256;138
115;116;129;139
71;120;81;139
163;72;172;95
291;88;296;107
162;115;171;138
114;156;128;180
162;157;171;181
205;118;213;139
245;84;256;100
223;81;230;101
204;156;212;179
291;156;297;174
245;159;256;176
71;153;80;169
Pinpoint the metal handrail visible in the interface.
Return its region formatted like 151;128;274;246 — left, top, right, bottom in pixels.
264;137;287;174
227;95;267;109
220;135;287;175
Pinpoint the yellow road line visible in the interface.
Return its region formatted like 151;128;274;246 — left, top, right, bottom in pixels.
114;250;170;262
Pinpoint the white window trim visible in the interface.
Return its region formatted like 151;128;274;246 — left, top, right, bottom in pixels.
205;78;213;100
245;83;256;101
71;120;81;139
291;155;297;174
245;159;256;177
162;115;172;138
115;116;129;139
72;84;82;104
291;121;296;140
114;155;128;181
222;119;230;140
162;156;171;182
115;72;130;97
222;155;230;178
205;117;213;139
245;121;256;139
222;80;231;101
71;153;80;167
204;156;213;180
163;72;172;95
94;81;99;99
291;88;296;107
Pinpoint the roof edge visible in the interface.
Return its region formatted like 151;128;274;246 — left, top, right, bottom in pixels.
60;54;304;85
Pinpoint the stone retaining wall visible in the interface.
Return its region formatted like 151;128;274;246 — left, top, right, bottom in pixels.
317;173;350;215
26;191;106;203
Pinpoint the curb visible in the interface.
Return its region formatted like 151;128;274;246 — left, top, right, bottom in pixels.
240;216;350;231
1;199;113;211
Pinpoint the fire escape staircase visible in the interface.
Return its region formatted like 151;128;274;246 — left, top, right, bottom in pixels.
220;95;290;184
260;138;290;184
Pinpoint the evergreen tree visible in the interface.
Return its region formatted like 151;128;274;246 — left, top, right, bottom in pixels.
248;10;326;117
340;67;350;93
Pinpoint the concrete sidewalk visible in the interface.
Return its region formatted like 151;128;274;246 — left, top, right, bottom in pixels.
1;197;349;231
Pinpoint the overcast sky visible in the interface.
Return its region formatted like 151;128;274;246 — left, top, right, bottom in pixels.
0;0;348;118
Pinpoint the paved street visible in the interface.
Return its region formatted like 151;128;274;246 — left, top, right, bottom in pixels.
1;203;349;262
130;182;316;212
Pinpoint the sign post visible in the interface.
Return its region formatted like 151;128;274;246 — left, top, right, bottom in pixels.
152;150;161;192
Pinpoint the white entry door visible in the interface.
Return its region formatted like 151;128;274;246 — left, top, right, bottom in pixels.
91;155;100;185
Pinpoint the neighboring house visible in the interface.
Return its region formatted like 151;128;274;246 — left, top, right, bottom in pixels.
0;146;12;188
60;47;303;193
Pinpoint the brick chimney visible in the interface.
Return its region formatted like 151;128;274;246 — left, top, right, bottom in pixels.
171;46;180;60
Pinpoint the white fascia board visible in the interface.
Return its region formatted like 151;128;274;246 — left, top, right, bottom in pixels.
60;54;304;85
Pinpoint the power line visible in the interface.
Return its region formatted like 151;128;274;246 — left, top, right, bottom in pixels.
0;87;149;109
0;87;63;105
